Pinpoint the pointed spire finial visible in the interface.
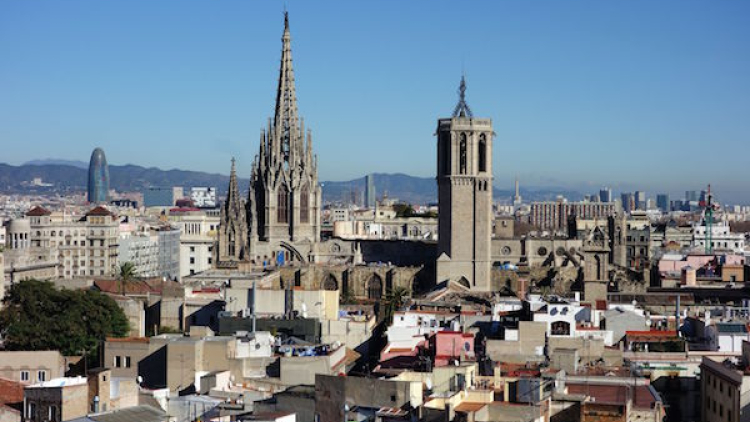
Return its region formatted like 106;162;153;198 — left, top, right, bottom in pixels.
452;75;473;118
284;10;289;31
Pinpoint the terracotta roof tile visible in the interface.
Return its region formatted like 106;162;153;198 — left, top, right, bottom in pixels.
0;378;24;405
26;206;51;217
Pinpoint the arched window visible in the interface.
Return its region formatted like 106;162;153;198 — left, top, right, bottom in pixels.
277;185;289;224
459;133;467;174
441;132;451;176
300;185;310;224
367;274;383;300
322;273;337;291
478;134;487;172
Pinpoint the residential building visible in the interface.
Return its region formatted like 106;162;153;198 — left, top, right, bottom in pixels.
0;351;66;385
701;355;750;422
168;208;218;277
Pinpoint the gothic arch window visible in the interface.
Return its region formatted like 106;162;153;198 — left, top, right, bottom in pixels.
277;185;289;224
323;273;337;291
367;274;383;300
441;132;451;176
459;133;467;174
478;134;487;172
300;185;310;224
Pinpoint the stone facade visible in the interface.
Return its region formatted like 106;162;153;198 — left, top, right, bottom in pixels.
436;78;493;291
219;13;321;267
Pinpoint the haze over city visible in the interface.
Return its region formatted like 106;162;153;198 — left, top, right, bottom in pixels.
2;1;749;202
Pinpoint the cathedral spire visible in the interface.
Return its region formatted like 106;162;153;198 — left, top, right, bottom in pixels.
274;11;300;164
227;157;241;209
452;75;473;118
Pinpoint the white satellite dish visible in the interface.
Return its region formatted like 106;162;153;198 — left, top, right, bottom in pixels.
136;376;143;384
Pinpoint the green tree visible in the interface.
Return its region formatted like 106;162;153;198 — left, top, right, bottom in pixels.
382;286;411;323
0;279;129;356
117;262;137;295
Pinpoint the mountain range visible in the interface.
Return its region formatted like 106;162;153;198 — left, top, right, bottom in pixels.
0;162;582;204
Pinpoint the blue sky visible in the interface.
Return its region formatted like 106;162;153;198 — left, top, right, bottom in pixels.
1;1;749;202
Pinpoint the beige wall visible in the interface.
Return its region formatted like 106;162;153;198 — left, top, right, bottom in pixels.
0;352;66;385
24;383;88;422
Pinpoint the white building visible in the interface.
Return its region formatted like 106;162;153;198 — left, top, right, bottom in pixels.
190;187;217;208
705;322;750;353
693;220;745;254
168;209;219;277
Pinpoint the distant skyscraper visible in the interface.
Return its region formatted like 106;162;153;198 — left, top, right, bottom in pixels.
599;187;612;203
656;194;670;212
513;177;522;206
635;191;646;210
621;192;635;213
365;174;376;208
686;190;698;202
87;147;109;204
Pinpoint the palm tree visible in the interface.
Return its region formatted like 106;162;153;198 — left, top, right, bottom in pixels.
117;262;137;295
382;286;411;323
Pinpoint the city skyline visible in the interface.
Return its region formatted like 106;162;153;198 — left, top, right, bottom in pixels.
2;1;749;201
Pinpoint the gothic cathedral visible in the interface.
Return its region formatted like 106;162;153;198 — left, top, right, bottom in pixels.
219;13;321;266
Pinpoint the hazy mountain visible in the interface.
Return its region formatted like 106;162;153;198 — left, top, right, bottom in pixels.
0;162;581;204
23;159;88;169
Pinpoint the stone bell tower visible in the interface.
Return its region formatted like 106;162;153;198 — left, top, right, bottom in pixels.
436;77;494;291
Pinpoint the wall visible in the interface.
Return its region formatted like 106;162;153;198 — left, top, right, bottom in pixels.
0;352;65;385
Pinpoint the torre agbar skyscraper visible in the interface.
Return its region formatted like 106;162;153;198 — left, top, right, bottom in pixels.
219;13;321;265
88;147;110;204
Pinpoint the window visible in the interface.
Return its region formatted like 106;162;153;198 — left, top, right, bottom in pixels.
28;403;36;419
277;185;289;224
37;370;46;382
49;405;58;422
190;246;195;252
20;371;29;382
300;185;310;224
459;133;467;174
114;356;121;368
478;133;487;172
208;257;212;265
125;356;131;368
190;257;195;264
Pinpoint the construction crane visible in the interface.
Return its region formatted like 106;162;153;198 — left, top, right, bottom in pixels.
698;184;720;254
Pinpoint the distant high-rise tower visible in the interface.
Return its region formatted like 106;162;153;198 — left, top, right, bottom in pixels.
436;77;493;291
87;147;109;204
656;194;670;212
365;174;376;208
513;177;522;206
599;187;612;203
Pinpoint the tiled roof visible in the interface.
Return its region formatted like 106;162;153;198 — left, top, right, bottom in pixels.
85;206;115;217
94;278;180;295
0;378;24;405
26;206;51;216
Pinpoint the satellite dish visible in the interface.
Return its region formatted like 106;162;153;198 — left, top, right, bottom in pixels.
425;377;433;390
136;376;143;384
